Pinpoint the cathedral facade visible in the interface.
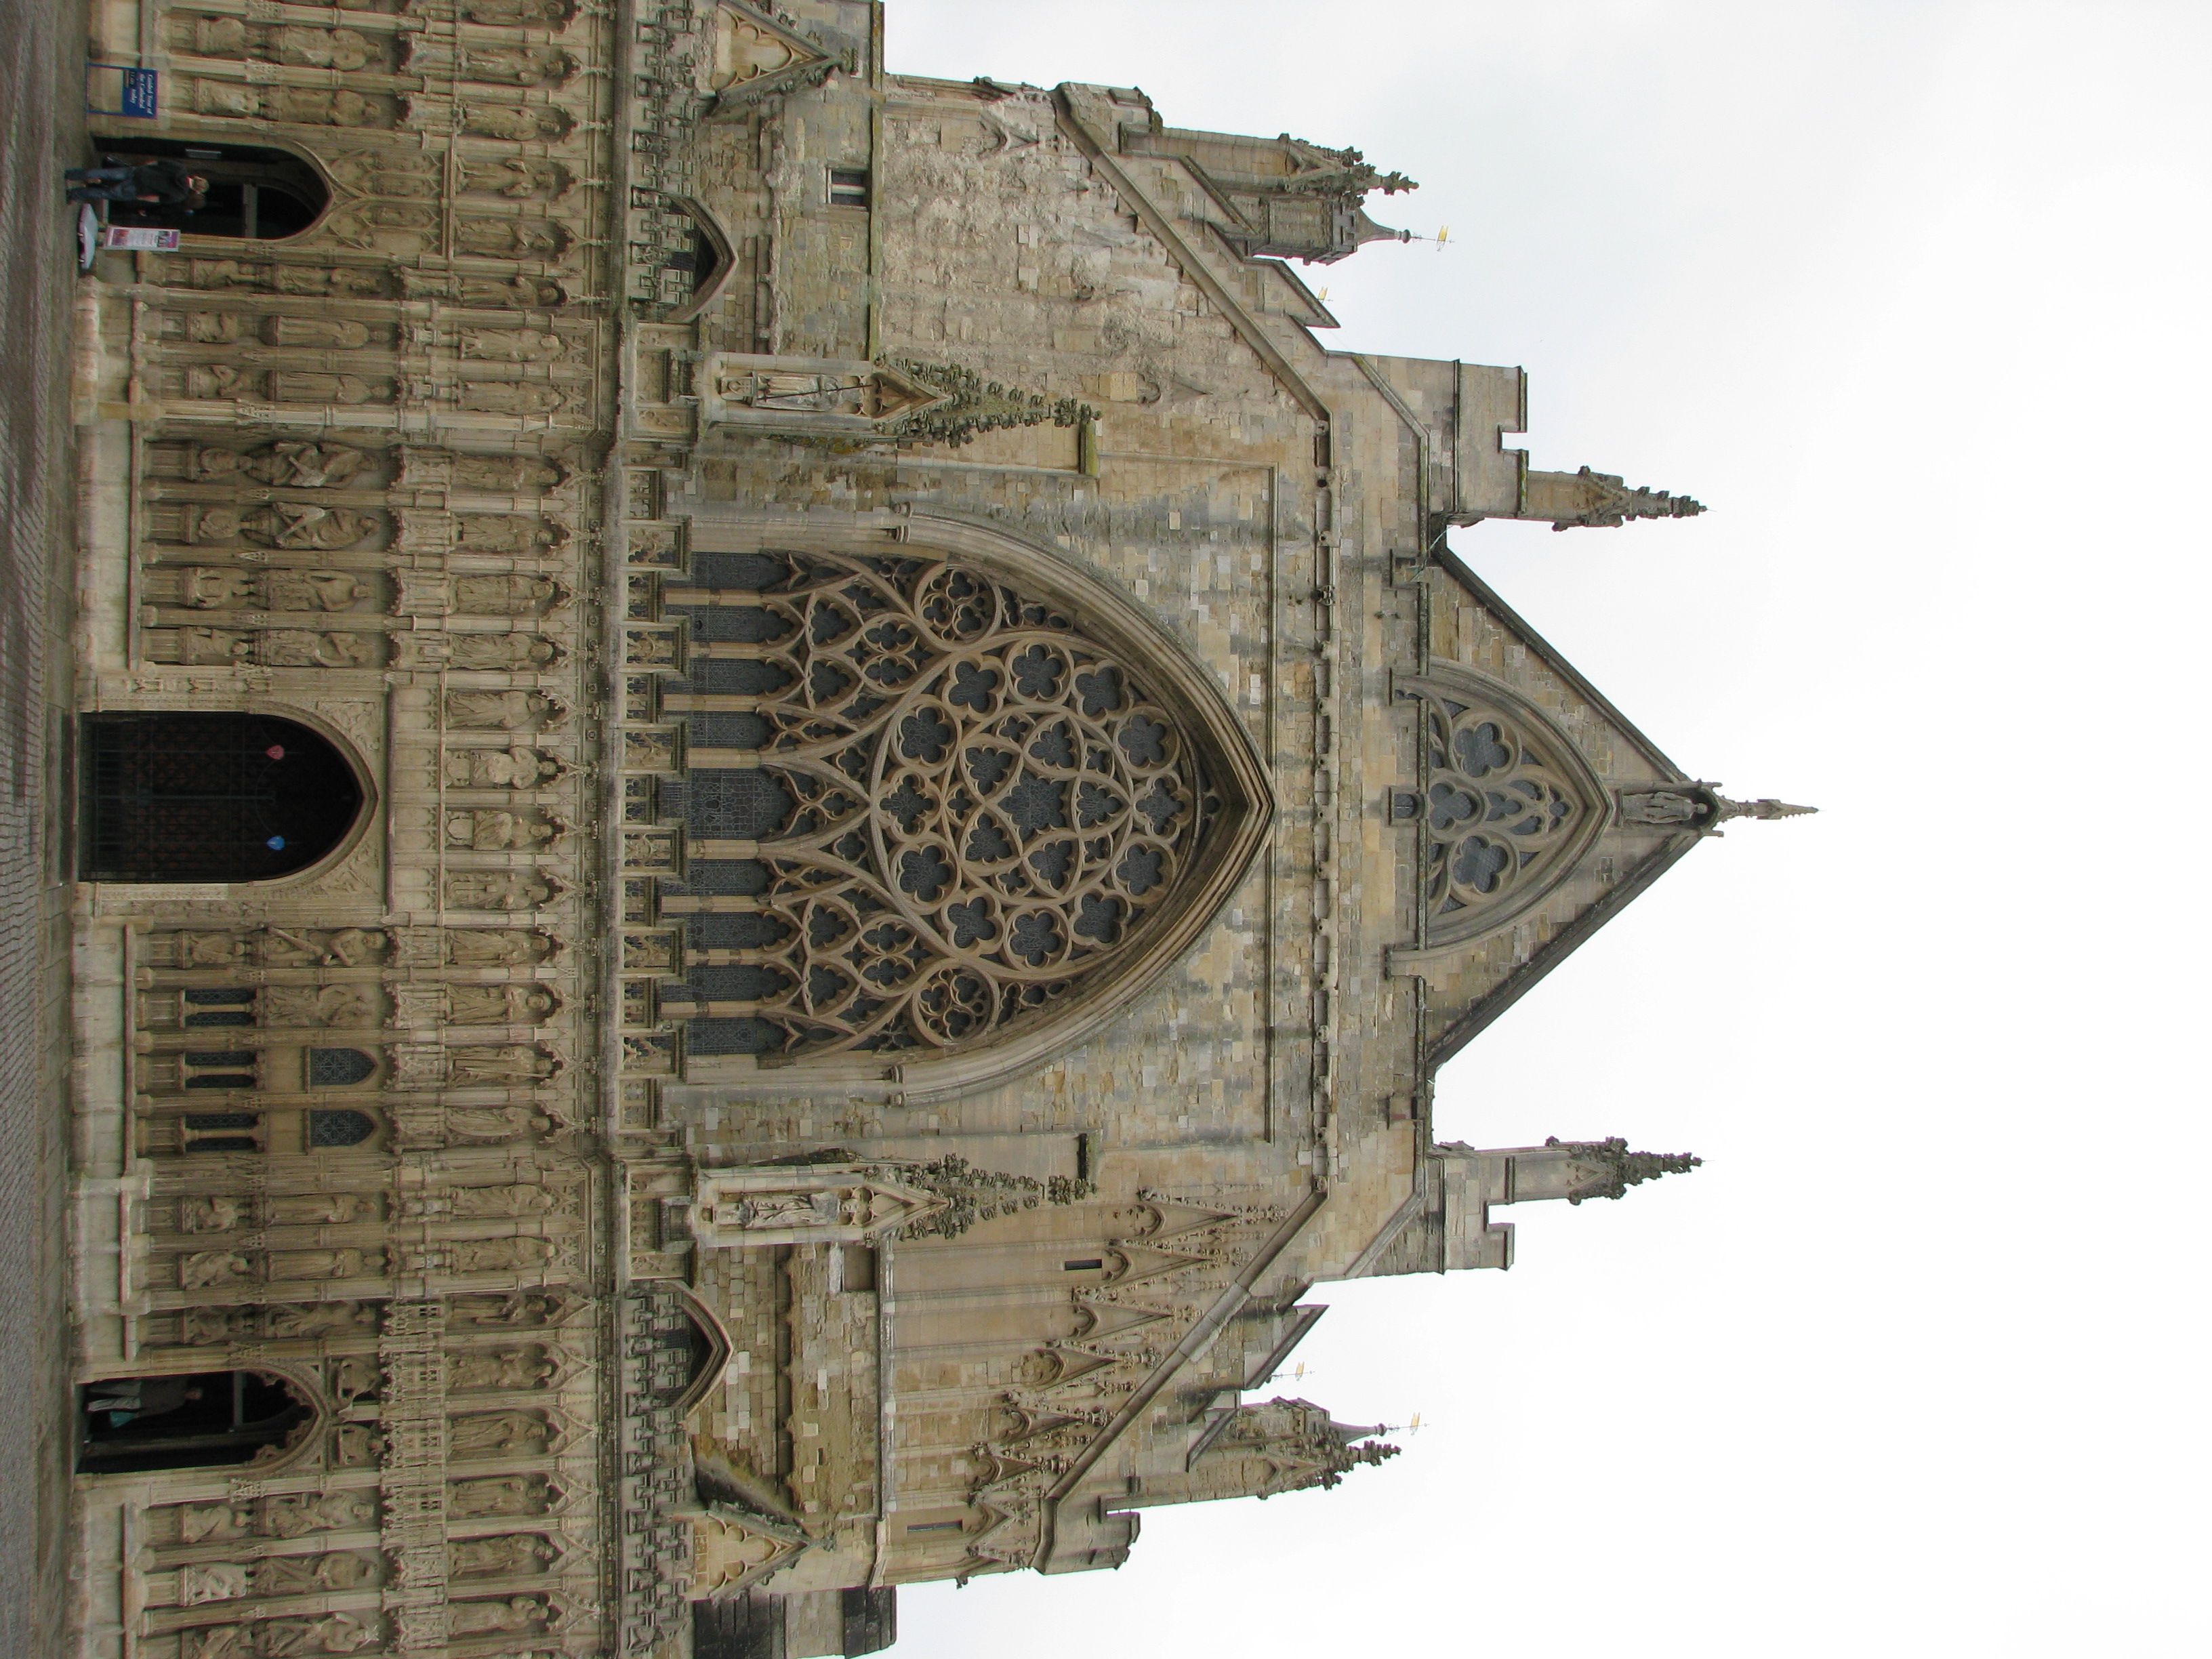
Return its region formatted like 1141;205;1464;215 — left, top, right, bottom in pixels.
61;2;1801;1654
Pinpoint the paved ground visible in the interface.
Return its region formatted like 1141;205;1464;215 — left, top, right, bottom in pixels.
0;0;87;1651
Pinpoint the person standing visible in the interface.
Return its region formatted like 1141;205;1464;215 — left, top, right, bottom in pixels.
64;159;208;210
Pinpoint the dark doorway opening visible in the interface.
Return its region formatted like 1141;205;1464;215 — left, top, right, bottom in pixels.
665;207;723;296
77;1371;310;1474
79;712;365;882
90;134;328;240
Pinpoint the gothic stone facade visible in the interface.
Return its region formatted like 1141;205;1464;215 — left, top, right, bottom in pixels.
62;3;1784;1655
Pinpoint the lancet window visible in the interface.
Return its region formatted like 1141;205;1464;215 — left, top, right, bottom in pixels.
653;550;1223;1061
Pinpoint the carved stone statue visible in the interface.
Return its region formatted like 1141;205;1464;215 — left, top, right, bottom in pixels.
443;928;560;967
455;382;574;416
239;563;373;609
258;630;379;669
444;1106;558;1145
457;157;572;200
457;330;569;367
177;927;389;968
262;1302;376;1340
179;1250;253;1289
446;1045;562;1086
266;1248;379;1282
190;442;367;489
461;0;572;22
457;102;571;142
403;273;569;310
260;985;380;1028
174;567;255;609
176;1562;250;1605
446;985;561;1026
251;1551;375;1595
445;747;567;789
452;571;566;609
450;1533;558;1576
176;1502;254;1544
444;870;560;910
449;1290;562;1328
446;691;569;731
448;1474;556;1519
405;1177;560;1216
445;635;566;672
262;1491;375;1538
264;1192;375;1227
456;45;573;85
265;371;394;406
445;809;567;851
449;1595;550;1635
165;259;388;298
453;218;569;259
449;1346;558;1390
240;504;381;552
178;1195;247;1233
205;1612;379;1656
448;1411;550;1458
435;1237;558;1275
449;453;567;491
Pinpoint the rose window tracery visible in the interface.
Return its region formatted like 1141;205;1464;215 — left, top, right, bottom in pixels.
1393;691;1590;941
660;551;1220;1059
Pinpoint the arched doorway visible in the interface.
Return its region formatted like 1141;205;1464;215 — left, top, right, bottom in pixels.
78;712;365;883
89;134;328;241
77;1370;312;1475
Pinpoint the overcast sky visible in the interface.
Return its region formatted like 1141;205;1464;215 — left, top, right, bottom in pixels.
879;4;2211;1654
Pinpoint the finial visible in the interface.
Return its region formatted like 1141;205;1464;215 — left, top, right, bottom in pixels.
1544;1135;1703;1204
1711;796;1818;823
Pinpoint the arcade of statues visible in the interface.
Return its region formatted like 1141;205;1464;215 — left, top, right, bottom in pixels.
62;1;1809;1654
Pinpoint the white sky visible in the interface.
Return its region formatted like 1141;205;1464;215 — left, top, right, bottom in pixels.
880;4;2212;1654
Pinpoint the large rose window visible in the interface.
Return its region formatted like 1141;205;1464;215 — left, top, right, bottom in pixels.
662;552;1219;1059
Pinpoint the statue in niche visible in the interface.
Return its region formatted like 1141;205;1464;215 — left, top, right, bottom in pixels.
404;1178;560;1217
445;870;561;910
448;1475;556;1519
446;690;569;730
453;382;574;417
445;635;565;672
443;927;560;967
458;157;572;200
457;46;573;85
264;1192;377;1227
251;1552;375;1595
162;627;250;665
459;329;569;364
451;1533;558;1576
328;1423;381;1467
327;1355;378;1400
462;0;573;24
449;1596;550;1636
266;1248;380;1281
326;201;438;249
445;1105;558;1145
180;1250;253;1289
263;371;395;406
447;985;561;1026
262;1491;376;1538
448;1411;549;1458
447;1044;562;1086
192;18;377;70
169;927;388;968
176;1563;250;1604
452;570;566;607
168;260;387;298
449;1347;557;1391
262;985;380;1027
714;369;890;416
186;80;264;119
177;1502;255;1544
269;87;391;129
450;1291;562;1328
433;1237;558;1275
445;747;567;789
457;102;571;142
183;313;375;350
178;312;245;344
178;1195;247;1233
173;567;255;609
185;1612;380;1656
403;272;569;310
258;630;379;669
264;1302;376;1340
191;442;369;489
453;218;569;260
445;809;566;851
450;453;567;491
237;504;381;551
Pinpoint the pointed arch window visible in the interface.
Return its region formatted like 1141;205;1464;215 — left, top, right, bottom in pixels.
77;1371;312;1475
79;712;365;883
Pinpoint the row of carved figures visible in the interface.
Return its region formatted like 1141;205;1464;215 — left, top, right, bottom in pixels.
150;442;570;493
173;21;579;85
151;312;585;359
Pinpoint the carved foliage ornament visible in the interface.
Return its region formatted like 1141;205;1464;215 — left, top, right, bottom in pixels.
668;552;1224;1059
1392;679;1597;945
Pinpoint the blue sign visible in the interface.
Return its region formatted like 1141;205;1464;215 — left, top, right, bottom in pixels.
85;64;158;117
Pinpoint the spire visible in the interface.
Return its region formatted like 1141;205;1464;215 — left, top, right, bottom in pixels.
1542;1136;1702;1204
1711;796;1818;823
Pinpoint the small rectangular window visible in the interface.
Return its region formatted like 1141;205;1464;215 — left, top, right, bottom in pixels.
1063;1258;1103;1273
904;1521;964;1534
829;167;870;209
